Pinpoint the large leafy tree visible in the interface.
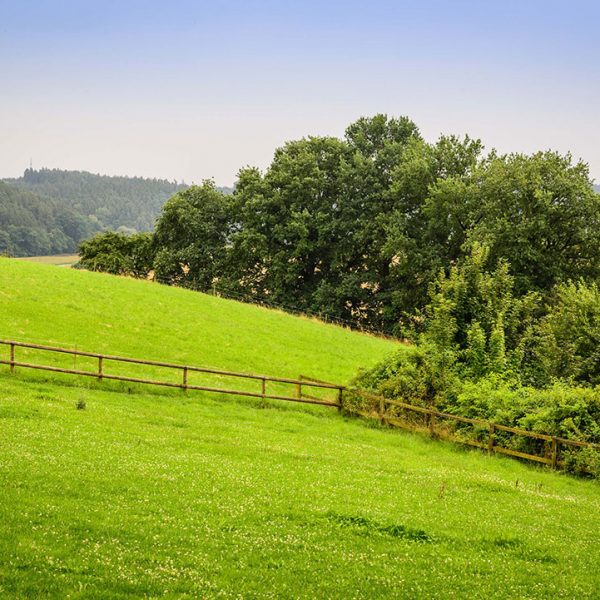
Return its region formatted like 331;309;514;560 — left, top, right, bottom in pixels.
383;134;485;322
471;152;600;295
77;231;154;277
221;115;422;327
384;146;600;328
153;182;232;290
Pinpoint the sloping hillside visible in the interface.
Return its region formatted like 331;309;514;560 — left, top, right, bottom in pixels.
0;258;397;381
0;260;598;598
5;169;235;230
2;168;233;257
5;168;188;233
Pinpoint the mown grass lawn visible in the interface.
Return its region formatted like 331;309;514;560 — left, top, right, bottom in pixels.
1;374;598;599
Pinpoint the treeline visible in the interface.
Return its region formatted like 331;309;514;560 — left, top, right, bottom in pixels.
79;114;600;333
1;168;234;257
6;168;189;233
0;181;94;256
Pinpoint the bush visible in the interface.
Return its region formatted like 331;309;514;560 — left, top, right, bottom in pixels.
77;231;155;278
535;281;600;385
353;355;600;475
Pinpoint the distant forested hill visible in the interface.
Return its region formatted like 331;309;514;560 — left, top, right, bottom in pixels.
594;184;600;193
0;168;232;256
0;180;95;256
5;168;188;233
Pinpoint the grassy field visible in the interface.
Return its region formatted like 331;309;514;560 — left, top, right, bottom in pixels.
0;258;397;385
0;259;599;598
1;375;599;599
14;254;80;266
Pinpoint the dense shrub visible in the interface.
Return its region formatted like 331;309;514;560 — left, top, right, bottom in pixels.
535;281;600;385
350;251;600;476
77;231;155;278
352;358;600;475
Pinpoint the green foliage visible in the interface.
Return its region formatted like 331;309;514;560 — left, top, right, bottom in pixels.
0;181;91;256
153;182;232;290
6;167;188;232
535;281;600;385
219;117;422;328
454;379;600;476
0;168;215;258
77;231;154;277
348;344;458;417
384;134;485;315
352;250;600;475
465;321;486;378
471;153;600;296
386;149;600;314
70;116;599;335
422;244;539;381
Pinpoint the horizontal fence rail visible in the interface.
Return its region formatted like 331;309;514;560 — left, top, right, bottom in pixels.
2;339;599;474
0;339;343;409
298;376;600;473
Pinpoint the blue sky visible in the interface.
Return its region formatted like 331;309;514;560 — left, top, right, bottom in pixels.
1;0;598;185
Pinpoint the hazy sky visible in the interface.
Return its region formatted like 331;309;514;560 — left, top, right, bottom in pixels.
1;0;598;186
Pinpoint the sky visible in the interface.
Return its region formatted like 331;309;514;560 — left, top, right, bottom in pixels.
1;0;598;187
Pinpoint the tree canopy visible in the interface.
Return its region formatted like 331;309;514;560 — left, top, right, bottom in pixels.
136;114;600;335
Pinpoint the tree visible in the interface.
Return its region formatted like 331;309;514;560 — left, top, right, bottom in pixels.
383;146;600;325
383;135;484;322
470;152;600;295
73;114;600;340
422;244;539;380
222;115;422;328
153;182;232;290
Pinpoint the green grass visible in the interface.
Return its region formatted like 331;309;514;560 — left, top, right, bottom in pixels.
0;258;398;385
1;376;598;599
0;259;599;598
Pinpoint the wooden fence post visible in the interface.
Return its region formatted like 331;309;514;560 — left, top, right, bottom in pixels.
261;377;267;403
551;437;558;470
296;376;302;400
98;356;103;381
182;366;188;390
487;422;495;455
337;387;343;413
379;396;385;425
428;408;436;437
10;343;15;373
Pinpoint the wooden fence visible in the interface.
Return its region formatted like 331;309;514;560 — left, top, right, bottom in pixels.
299;376;600;472
1;339;598;473
0;339;343;408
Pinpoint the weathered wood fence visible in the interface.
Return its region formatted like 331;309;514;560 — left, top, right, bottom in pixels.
298;376;600;473
0;339;343;408
1;339;598;473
